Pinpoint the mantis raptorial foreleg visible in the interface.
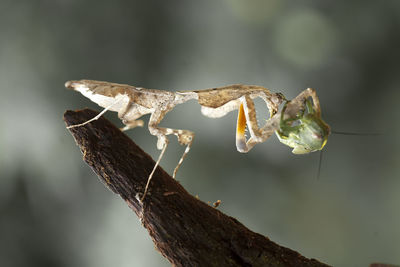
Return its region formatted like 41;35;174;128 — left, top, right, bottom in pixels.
286;88;321;116
236;98;260;153
235;105;278;153
239;88;325;154
241;96;262;141
235;93;284;153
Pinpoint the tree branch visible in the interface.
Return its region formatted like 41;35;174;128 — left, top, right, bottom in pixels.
63;109;330;267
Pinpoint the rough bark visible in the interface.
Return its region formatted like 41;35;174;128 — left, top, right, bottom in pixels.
63;109;330;267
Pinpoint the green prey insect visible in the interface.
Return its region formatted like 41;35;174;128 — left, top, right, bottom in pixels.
276;98;330;154
65;80;330;200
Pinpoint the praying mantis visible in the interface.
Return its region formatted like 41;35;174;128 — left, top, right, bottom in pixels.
65;80;330;200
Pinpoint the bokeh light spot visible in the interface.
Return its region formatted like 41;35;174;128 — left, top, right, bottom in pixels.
274;9;338;68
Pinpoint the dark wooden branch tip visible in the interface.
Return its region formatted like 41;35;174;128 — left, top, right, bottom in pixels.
63;109;330;267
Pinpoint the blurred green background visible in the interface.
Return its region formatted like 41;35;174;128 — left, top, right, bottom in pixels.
1;1;399;266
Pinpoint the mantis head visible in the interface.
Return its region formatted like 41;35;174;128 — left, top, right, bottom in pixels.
276;99;330;154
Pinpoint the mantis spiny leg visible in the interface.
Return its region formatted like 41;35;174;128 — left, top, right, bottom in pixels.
236;102;247;152
235;95;271;153
143;108;194;200
142;138;169;201
242;95;262;142
290;88;321;116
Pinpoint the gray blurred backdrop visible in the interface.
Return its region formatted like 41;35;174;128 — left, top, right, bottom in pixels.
1;1;399;266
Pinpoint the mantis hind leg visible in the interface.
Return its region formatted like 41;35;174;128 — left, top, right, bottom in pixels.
141;138;169;201
142;109;194;200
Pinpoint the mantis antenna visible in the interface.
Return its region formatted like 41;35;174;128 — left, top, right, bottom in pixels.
317;150;324;180
331;131;382;136
316;131;381;179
